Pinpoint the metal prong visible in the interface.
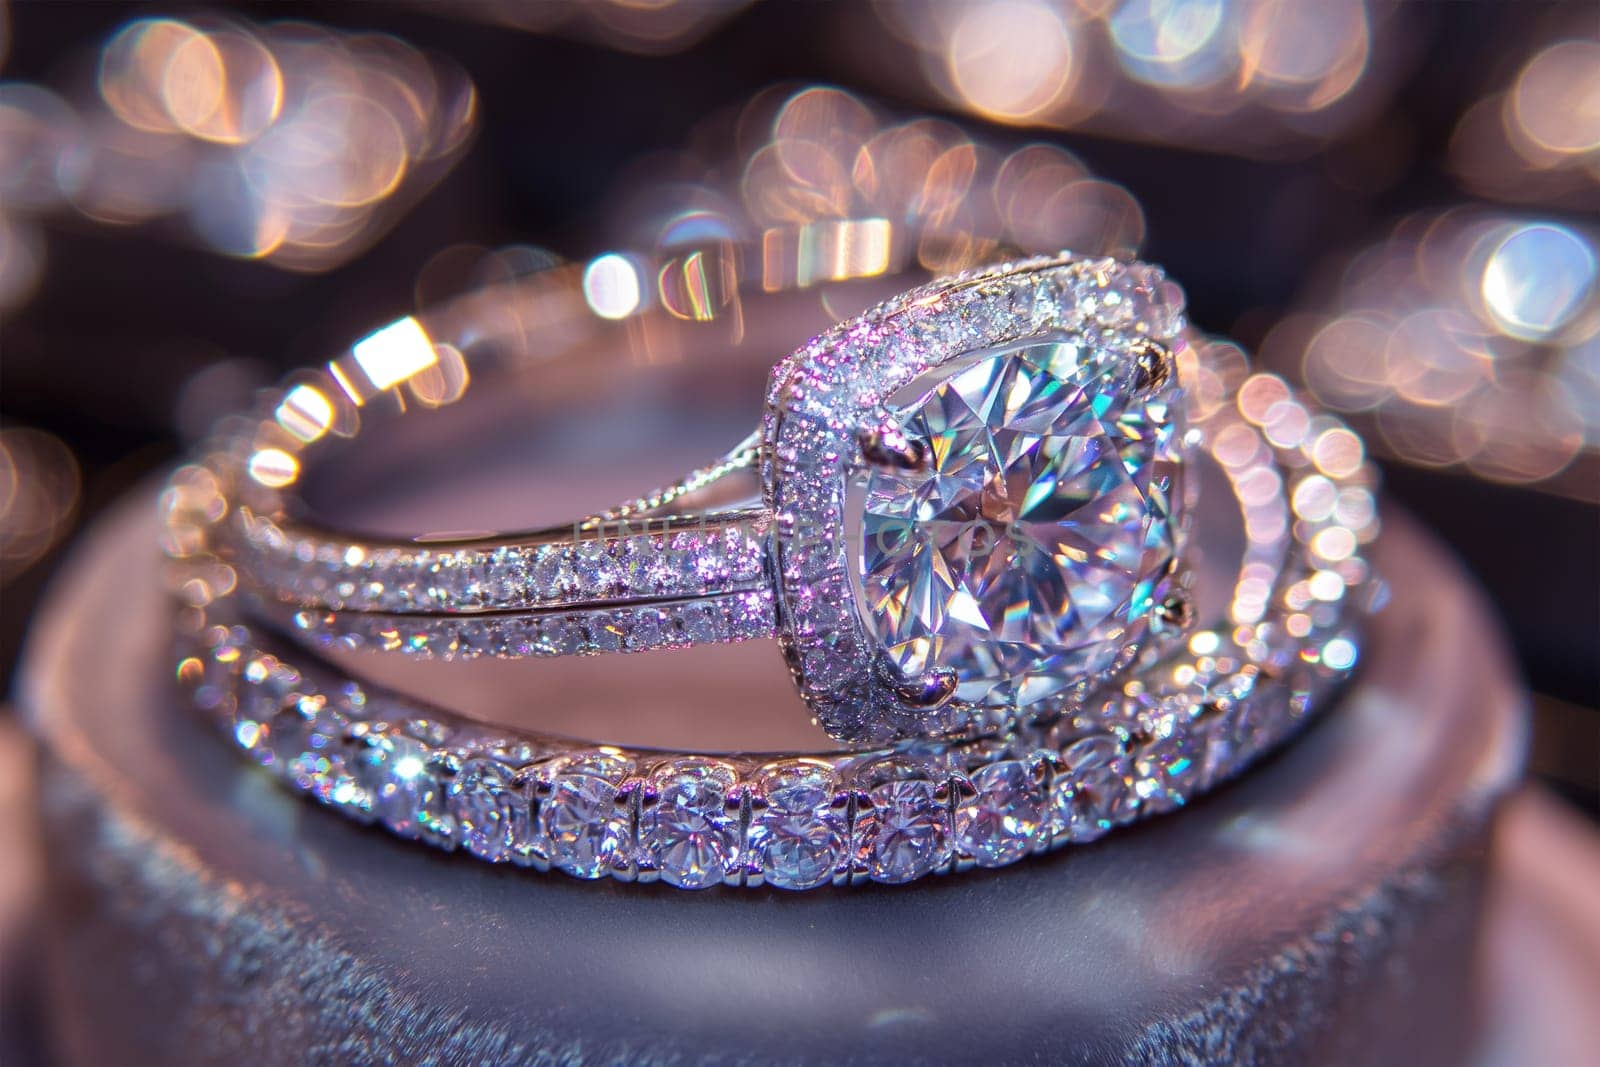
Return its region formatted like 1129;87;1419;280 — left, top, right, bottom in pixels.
857;423;927;472
1130;338;1175;396
887;665;959;709
1153;590;1194;631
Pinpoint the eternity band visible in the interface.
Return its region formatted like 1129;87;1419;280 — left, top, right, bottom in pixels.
175;253;1375;746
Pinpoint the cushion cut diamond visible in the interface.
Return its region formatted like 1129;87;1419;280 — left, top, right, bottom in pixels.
860;336;1182;708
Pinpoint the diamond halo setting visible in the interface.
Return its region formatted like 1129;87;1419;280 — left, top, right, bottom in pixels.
765;254;1194;743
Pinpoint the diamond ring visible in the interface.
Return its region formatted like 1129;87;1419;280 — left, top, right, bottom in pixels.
166;322;1379;888
206;253;1218;743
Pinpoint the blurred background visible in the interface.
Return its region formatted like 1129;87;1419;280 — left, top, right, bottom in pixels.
0;3;1597;1062
2;0;1593;814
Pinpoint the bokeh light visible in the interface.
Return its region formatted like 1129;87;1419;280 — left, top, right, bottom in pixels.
1238;0;1370;111
854;0;1394;158
0;15;476;276
947;0;1077;122
1263;207;1600;495
0;428;80;581
564;83;1161;324
1109;0;1234;92
1451;25;1600;208
444;0;755;55
1481;224;1596;342
1510;39;1600;157
0;210;42;312
584;253;647;319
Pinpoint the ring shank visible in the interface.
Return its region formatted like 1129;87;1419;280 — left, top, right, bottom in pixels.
194;267;912;635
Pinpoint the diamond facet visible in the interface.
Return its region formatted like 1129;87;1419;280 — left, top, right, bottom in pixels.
1050;733;1134;843
858;777;951;884
539;770;628;879
351;732;451;841
860;337;1182;709
955;760;1045;867
1133;726;1202;814
448;758;530;863
641;766;738;890
277;700;352;803
748;765;844;891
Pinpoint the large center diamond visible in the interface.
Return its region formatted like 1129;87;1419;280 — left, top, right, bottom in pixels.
859;338;1181;708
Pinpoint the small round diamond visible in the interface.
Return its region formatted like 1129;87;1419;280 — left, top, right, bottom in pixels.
858;777;950;884
1133;728;1203;814
273;699;352;802
264;697;314;771
539;771;628;879
1192;702;1243;788
235;655;300;731
1228;700;1267;767
1122;262;1187;338
1050;733;1133;843
642;766;738;890
954;760;1044;868
860;337;1183;709
749;765;844;891
351;732;451;841
448;758;530;863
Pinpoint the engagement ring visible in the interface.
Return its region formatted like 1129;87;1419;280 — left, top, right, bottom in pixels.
209;254;1213;743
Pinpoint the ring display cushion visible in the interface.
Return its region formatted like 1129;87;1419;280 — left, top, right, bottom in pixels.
27;499;1523;1065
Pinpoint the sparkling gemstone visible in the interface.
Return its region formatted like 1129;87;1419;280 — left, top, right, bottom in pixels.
1134;726;1203;813
681;603;718;644
259;694;308;767
448;758;530;863
1050;733;1134;843
748;766;844;891
860;338;1181;708
351;732;452;840
1120;262;1187;338
954;760;1045;867
573;542;623;596
275;701;353;802
264;697;313;771
485;547;529;605
230;681;275;759
1226;694;1272;765
539;771;628;879
1191;702;1242;788
858;778;950;884
642;768;738;890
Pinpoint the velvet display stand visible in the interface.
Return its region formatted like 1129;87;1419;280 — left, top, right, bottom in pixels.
23;489;1524;1066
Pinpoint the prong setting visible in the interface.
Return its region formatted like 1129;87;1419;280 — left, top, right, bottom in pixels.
857;422;927;472
1153;590;1195;632
882;661;960;709
1130;338;1175;396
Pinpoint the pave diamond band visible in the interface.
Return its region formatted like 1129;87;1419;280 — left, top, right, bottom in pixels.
233;509;771;617
178;541;1363;891
262;588;778;662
